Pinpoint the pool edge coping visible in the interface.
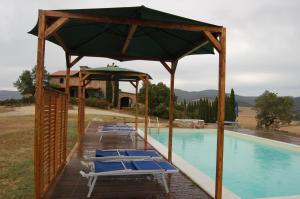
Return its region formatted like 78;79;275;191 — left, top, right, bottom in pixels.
222;129;300;152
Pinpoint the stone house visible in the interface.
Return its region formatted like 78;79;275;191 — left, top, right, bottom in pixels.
49;70;136;108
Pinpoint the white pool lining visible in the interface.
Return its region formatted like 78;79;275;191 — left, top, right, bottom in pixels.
141;127;300;199
137;128;240;199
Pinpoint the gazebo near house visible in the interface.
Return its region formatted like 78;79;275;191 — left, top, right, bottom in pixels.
76;66;152;146
29;6;226;199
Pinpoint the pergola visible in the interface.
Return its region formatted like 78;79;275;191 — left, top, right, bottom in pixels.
29;6;226;199
77;66;152;145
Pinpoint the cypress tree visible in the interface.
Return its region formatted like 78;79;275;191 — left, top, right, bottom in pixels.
213;97;218;122
228;88;236;121
113;81;119;107
183;99;187;118
106;80;112;103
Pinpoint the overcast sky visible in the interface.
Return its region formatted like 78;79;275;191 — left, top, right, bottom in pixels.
0;0;299;96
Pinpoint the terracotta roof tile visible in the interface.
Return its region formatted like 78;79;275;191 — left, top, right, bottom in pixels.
50;70;79;76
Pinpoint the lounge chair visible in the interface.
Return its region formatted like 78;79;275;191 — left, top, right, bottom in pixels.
84;149;162;161
80;159;178;198
98;124;136;142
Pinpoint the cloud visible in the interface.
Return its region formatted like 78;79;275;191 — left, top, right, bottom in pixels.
0;0;299;97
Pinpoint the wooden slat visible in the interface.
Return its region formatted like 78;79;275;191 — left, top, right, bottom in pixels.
44;10;223;33
36;87;68;199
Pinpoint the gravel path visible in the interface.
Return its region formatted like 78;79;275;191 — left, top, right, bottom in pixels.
0;105;137;118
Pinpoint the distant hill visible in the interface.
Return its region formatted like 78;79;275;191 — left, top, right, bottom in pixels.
175;89;256;106
0;90;22;100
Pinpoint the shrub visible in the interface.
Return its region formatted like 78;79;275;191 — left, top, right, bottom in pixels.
0;96;35;106
85;98;110;109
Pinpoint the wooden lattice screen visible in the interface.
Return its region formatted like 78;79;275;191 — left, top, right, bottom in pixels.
37;87;68;197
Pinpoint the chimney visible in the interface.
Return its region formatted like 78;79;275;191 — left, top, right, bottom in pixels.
80;66;90;70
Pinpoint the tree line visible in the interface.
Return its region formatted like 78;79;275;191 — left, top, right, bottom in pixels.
181;89;237;122
138;81;237;122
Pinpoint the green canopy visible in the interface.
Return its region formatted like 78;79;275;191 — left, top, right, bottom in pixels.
82;66;151;81
29;6;221;61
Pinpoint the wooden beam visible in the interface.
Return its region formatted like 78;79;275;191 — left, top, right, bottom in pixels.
84;79;92;87
44;10;223;33
215;28;226;199
82;74;90;81
45;17;69;39
168;60;178;162
144;76;149;147
34;10;46;199
160;61;172;74
129;81;137;88
203;31;221;53
122;25;138;54
70;51;173;62
135;80;139;131
53;32;67;51
70;55;83;67
176;39;209;60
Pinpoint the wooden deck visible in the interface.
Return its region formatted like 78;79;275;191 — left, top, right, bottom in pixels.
44;121;212;199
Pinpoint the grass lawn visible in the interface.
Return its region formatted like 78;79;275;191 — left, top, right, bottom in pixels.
0;114;81;199
0;112;136;199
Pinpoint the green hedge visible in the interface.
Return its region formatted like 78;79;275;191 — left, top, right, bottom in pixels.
0;97;35;106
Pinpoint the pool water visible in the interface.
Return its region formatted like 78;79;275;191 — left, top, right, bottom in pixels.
149;128;300;199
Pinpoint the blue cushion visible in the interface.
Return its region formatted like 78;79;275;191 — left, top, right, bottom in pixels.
132;160;161;170
94;161;125;172
102;127;134;131
126;150;161;157
155;161;176;171
123;161;137;170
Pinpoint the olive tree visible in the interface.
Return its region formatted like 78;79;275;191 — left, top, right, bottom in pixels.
255;91;293;129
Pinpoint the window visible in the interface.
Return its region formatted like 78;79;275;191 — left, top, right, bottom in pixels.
59;78;64;84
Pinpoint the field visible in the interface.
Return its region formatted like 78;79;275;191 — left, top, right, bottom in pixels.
0;106;136;199
237;106;300;135
1;105;299;199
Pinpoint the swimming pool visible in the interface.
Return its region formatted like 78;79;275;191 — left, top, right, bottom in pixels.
148;128;300;199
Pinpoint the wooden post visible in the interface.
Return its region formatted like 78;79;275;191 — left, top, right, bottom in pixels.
82;81;86;133
135;80;139;130
112;81;115;107
34;10;46;199
144;76;149;146
63;54;71;162
168;61;177;162
215;28;226;199
77;71;83;145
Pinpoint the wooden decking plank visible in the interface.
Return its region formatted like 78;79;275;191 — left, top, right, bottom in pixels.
44;121;212;199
